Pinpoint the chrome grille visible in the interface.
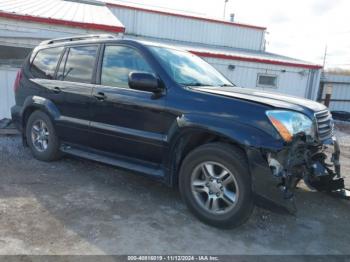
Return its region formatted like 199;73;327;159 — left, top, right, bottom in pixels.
315;110;333;141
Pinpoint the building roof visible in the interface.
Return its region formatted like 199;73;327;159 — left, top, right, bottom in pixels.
322;73;350;83
189;47;323;70
131;36;323;70
0;0;125;33
0;0;321;70
104;0;266;31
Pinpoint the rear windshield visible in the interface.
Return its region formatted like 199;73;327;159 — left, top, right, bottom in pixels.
30;47;64;79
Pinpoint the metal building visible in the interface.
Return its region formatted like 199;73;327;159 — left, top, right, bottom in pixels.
106;1;266;51
319;73;350;111
0;0;322;119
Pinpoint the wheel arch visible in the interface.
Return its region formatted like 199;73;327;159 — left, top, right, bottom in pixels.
166;126;248;187
21;96;61;142
165;112;284;187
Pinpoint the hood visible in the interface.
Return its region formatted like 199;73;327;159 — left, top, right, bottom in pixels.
194;86;327;113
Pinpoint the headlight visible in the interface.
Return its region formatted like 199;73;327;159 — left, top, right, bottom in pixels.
266;110;314;142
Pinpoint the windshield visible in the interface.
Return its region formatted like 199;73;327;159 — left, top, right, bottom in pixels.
149;46;234;87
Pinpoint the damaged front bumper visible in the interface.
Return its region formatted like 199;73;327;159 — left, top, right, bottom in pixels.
248;134;348;213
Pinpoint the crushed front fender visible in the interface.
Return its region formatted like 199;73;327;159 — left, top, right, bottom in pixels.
248;134;347;213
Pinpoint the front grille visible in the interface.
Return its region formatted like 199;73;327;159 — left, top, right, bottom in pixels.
315;110;333;141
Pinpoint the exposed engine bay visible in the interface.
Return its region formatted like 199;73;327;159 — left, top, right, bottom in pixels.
267;133;349;212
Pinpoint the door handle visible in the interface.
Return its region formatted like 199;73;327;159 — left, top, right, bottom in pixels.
93;92;106;101
53;87;61;94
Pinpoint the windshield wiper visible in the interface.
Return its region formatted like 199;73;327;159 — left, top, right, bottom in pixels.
220;84;235;87
179;82;235;87
179;82;214;87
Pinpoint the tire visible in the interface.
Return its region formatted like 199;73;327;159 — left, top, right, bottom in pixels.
25;110;62;161
179;143;254;228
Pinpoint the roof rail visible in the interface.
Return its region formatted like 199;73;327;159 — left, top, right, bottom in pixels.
40;34;118;45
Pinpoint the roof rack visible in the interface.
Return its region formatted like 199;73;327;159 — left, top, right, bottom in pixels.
40;34;118;45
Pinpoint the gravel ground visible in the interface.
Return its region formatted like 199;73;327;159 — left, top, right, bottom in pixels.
0;125;349;255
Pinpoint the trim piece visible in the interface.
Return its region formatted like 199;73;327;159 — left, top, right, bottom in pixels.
0;11;125;33
56;115;166;144
321;80;350;85
90;121;167;143
61;145;164;178
190;50;323;70
320;99;350;102
58;116;90;126
106;2;266;31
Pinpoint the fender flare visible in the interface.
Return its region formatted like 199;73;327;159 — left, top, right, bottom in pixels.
21;96;61;128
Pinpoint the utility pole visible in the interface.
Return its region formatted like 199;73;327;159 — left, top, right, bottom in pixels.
223;0;229;19
322;44;328;69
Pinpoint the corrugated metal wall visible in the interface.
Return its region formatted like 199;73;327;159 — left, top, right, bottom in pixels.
203;57;312;98
109;7;265;51
0;18;117;48
0;67;17;119
328;84;350;111
321;74;350;111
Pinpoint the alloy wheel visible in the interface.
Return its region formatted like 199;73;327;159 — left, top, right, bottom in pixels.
31;119;49;152
190;161;239;214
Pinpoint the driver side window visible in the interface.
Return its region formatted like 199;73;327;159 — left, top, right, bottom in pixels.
101;45;154;88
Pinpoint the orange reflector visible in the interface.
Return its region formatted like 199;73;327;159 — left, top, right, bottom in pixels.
268;116;293;142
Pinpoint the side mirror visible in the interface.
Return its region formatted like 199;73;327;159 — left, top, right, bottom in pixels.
128;72;163;93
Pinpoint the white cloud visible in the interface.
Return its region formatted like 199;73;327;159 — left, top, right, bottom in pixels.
310;0;342;16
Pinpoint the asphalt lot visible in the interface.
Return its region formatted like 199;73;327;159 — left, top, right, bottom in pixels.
0;126;349;255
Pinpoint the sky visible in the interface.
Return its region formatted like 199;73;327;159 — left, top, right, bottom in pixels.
111;0;350;69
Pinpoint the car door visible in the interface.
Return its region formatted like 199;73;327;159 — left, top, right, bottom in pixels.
89;44;171;164
52;44;99;145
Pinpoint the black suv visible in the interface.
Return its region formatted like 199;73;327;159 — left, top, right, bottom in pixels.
12;35;345;228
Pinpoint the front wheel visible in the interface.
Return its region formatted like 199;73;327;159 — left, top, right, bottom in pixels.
179;143;253;228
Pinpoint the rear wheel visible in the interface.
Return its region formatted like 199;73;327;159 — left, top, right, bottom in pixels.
179;143;253;228
25;111;62;161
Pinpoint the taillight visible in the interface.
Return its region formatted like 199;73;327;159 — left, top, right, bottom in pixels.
13;68;23;93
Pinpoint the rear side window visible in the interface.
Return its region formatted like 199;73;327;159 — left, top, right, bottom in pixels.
31;47;63;79
101;45;153;88
59;45;98;83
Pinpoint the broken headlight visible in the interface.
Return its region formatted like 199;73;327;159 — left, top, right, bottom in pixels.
266;110;315;142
